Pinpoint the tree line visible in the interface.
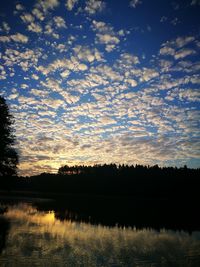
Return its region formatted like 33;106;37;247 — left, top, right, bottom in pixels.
58;163;195;177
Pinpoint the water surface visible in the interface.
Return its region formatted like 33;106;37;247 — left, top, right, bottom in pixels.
0;202;200;266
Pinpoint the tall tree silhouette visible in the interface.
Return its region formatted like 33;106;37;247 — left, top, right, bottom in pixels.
0;96;18;176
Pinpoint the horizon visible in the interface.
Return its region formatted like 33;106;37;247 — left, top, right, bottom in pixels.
0;0;200;176
15;162;200;178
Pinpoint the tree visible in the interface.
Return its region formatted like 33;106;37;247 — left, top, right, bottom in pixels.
0;96;18;176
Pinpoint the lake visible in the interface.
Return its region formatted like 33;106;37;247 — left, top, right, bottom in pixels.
0;200;200;266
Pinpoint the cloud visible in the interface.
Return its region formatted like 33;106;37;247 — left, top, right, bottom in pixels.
85;0;106;15
0;22;11;33
159;47;175;56
91;65;123;81
60;91;80;104
54;43;68;52
160;16;167;23
139;68;159;82
27;22;43;33
32;8;45;21
20;13;35;24
73;45;103;62
37;56;88;76
3;48;42;71
98;116;116;125
16;4;24;11
67;73;109;92
92;20;122;52
171;17;180;26
162;36;195;50
30;89;49;97
78;63;88;71
125;79;138;87
0;33;29;43
21;84;29;89
96;34;120;51
130;0;142;8
159;59;173;72
60;70;70;78
31;74;39;80
36;0;60;13
117;53;140;67
174;36;195;48
41;98;65;108
97;34;120;45
53;16;67;28
44;22;59;39
39;78;81;105
159;36;196;61
178;88;200;102
7;93;19;100
0;65;6;80
1;0;200;175
65;0;78;11
174;48;196;60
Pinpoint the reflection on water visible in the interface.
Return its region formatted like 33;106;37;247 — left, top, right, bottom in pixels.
0;203;200;267
0;216;9;254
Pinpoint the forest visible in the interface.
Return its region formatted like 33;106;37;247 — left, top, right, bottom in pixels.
0;163;199;198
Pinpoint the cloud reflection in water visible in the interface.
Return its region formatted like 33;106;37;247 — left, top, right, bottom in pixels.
0;203;200;267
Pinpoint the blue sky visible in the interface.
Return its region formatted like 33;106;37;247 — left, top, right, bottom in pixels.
0;0;200;176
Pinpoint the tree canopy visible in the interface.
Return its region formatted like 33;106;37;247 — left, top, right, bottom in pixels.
0;96;18;176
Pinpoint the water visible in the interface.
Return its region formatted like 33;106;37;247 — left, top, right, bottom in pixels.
0;202;200;267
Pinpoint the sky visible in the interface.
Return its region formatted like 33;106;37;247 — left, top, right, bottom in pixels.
0;0;200;176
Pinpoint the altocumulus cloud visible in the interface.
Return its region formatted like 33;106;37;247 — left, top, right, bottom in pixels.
0;0;200;175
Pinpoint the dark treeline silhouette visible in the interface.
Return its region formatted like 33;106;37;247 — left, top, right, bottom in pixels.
0;96;18;176
1;163;199;198
58;163;197;179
